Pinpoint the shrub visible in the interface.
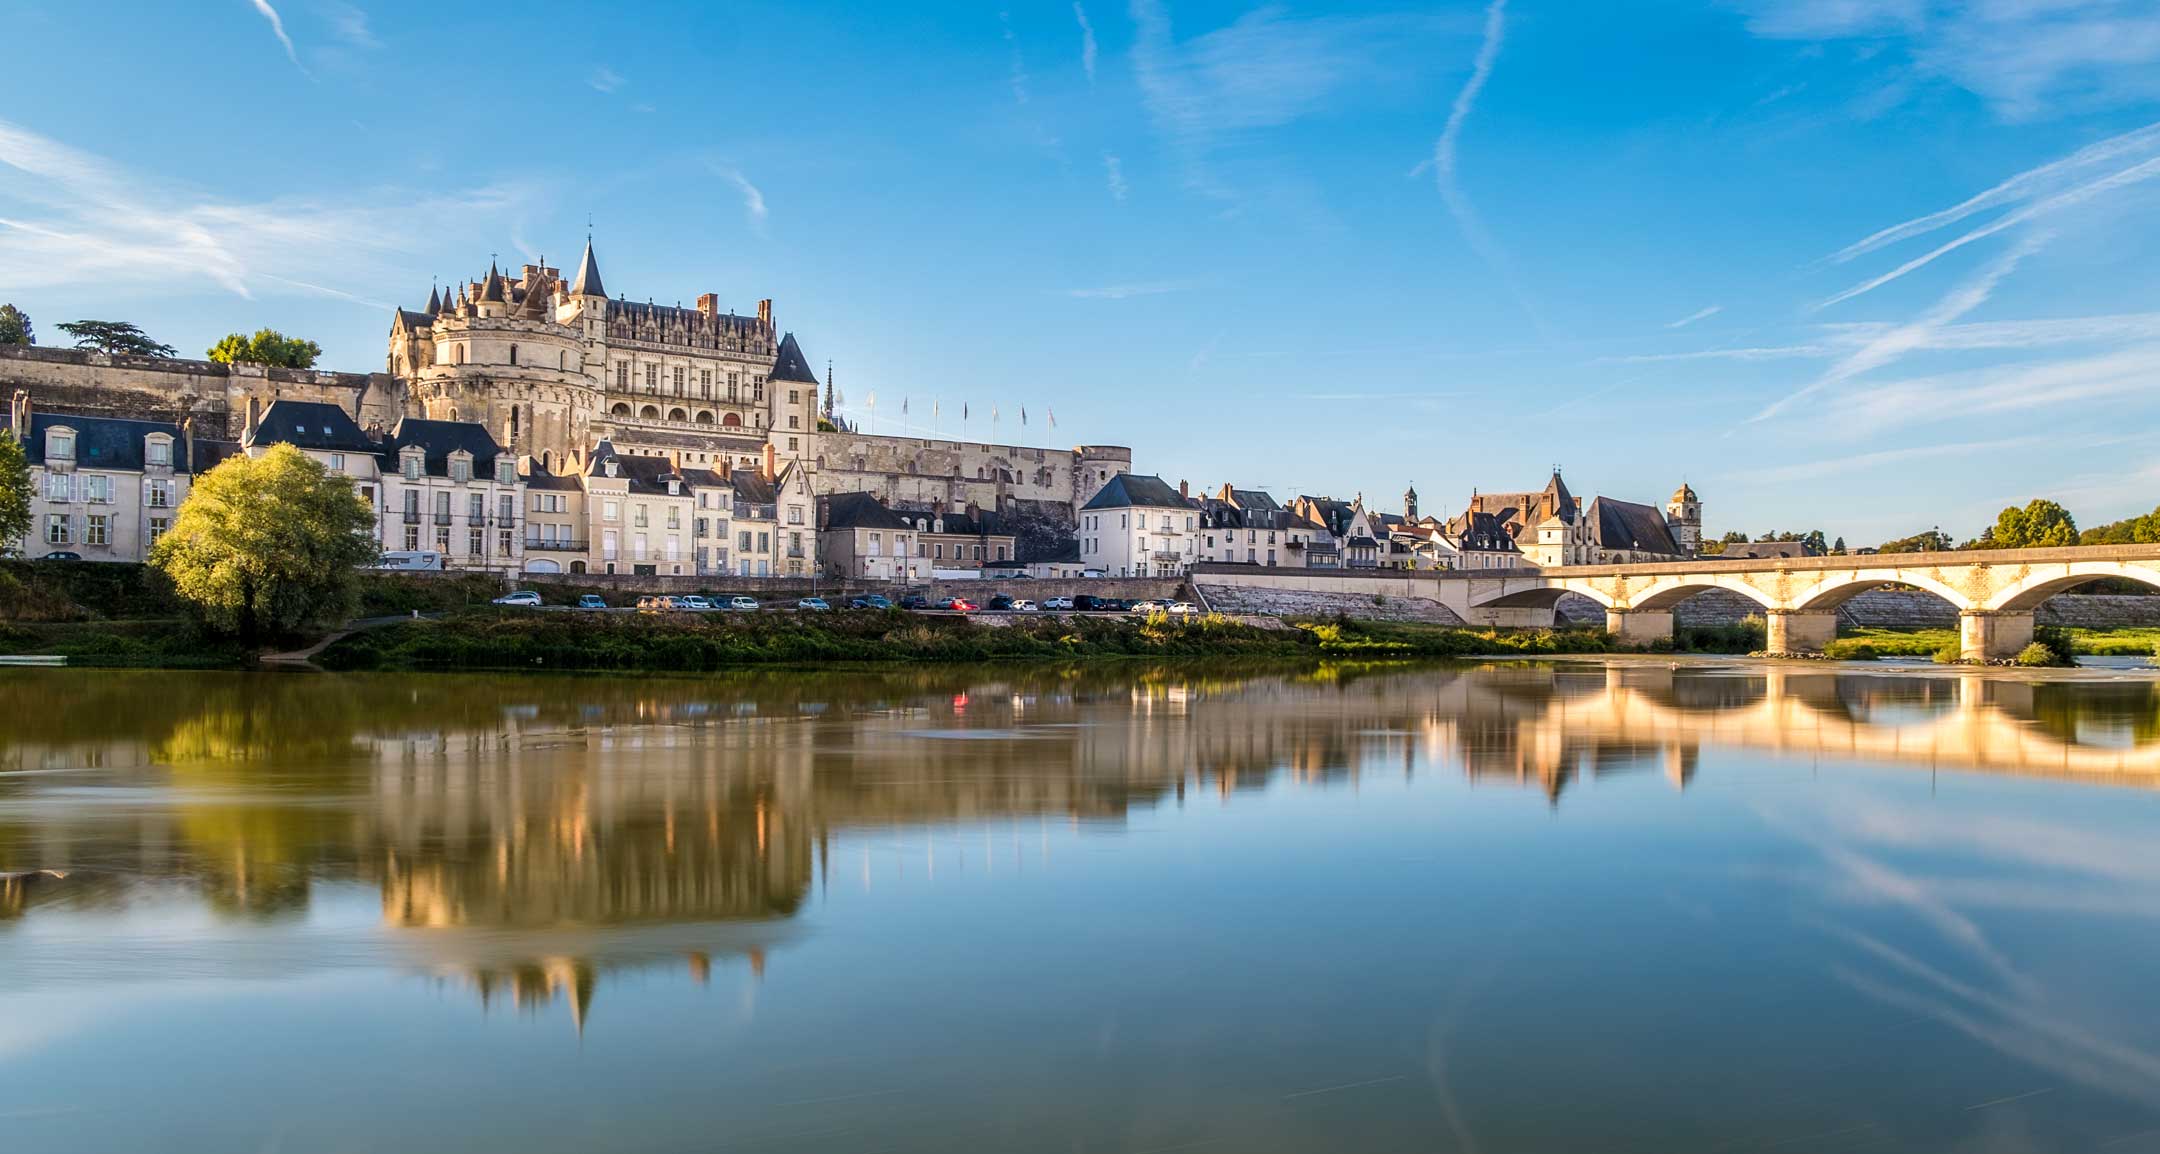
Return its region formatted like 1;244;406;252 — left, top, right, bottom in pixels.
2032;625;2078;666
1822;638;1881;661
2013;642;2062;667
1932;641;1965;664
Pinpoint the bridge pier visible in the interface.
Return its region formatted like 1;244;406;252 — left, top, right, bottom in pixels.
1764;610;1838;655
1960;610;2035;662
1606;609;1674;648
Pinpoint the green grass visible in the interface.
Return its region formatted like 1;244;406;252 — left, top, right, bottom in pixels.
1829;625;2160;661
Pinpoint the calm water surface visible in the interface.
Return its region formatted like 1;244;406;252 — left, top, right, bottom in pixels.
5;660;2160;1153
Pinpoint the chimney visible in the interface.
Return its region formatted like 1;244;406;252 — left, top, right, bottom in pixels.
1179;479;1189;499
244;396;262;441
670;450;684;475
761;442;777;481
7;390;26;441
696;293;719;318
756;299;772;327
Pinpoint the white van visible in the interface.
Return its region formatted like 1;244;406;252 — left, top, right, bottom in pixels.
376;551;445;571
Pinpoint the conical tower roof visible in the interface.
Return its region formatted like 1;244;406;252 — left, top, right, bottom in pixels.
769;332;819;383
479;262;506;303
570;240;605;298
424;286;441;315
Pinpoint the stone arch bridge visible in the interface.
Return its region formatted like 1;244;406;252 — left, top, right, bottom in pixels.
1191;544;2160;659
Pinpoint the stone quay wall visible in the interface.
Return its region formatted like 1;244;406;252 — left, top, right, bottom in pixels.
0;345;405;438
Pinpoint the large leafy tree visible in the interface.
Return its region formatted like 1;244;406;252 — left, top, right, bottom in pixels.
207;329;322;369
2080;505;2160;545
57;319;176;357
150;444;378;642
0;304;31;346
0;432;30;550
1985;499;2079;549
1878;528;1955;554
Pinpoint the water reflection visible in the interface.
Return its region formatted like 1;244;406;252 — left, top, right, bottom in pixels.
6;661;2160;1151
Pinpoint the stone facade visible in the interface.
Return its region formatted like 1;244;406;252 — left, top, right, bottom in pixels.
0;345;403;440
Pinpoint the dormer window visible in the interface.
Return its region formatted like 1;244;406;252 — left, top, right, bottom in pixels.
667;479;681;495
145;435;172;467
45;428;75;461
604;459;619;478
401;449;423;480
495;459;515;485
449;455;472;484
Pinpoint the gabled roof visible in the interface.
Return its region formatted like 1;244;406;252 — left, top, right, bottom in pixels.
821;491;912;531
14;411;200;472
1456;510;1520;553
1587;497;1682;555
379;417;506;476
769;333;819;384
1082;473;1187;510
393;309;433;334
570;240;605;298
729;469;777;506
249;400;378;454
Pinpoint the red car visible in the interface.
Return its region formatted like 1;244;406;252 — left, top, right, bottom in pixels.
946;597;978;612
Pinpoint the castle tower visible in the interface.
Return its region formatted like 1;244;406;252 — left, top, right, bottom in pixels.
1404;483;1419;522
766;332;821;466
1666;482;1702;555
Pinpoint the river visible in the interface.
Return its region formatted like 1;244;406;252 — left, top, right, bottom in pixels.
4;659;2160;1152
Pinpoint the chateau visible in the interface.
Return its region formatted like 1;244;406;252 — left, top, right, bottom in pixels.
386;241;1129;524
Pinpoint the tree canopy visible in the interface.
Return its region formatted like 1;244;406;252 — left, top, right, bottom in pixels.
57;319;176;357
207;329;322;369
1878;528;1955;554
0;432;30;551
149;444;378;642
1981;499;2079;549
0;304;31;347
2080;504;2160;546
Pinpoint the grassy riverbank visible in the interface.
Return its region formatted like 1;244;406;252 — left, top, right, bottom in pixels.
1828;625;2160;660
314;610;1628;672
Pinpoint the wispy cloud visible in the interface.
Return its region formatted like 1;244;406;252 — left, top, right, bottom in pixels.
1103;153;1128;202
1000;10;1031;105
0;117;523;310
1606;344;1833;364
1062;279;1199;300
1665;305;1721;329
324;2;379;50
1738;1;2160;118
1828;343;2160;432
715;166;768;232
249;0;308;75
1073;2;1099;84
588;66;624;94
1757;230;2048;422
1420;0;1542;331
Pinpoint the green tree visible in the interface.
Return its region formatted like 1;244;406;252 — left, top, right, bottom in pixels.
0;432;31;550
57;319;176;357
149;444;378;643
206;329;322;369
1988;499;2078;549
2079;504;2160;545
1832;536;1847;554
1879;528;1954;554
0;304;31;346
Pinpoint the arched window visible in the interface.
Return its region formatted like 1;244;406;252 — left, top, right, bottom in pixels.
640;405;659;419
509;344;518;366
694;411;714;425
721;413;742;428
668;407;688;422
610;402;630;417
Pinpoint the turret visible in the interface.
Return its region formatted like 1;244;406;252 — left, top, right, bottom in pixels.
1666;482;1702;555
1404;483;1419;522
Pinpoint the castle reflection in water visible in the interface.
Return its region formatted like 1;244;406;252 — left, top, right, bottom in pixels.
5;661;2158;1024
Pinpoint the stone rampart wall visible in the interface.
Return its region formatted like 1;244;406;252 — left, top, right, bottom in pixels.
0;345;404;438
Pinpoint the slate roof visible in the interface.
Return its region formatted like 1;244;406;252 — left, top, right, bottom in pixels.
379;417;507;477
1586;497;1682;555
1456;511;1520;554
570;241;605;298
729;469;778;508
821;491;912;531
1082;473;1188;511
14;412;201;472
769;332;819;384
522;467;583;492
1719;540;1808;560
247;400;379;454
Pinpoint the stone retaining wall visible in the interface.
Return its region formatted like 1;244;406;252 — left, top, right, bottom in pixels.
1195;583;1468;624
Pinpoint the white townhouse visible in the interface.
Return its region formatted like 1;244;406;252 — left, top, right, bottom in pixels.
243;398;385;518
376;418;527;573
5;391;209;562
1078;473;1201;578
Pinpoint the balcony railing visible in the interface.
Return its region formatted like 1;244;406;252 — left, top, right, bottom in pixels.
524;539;590;552
402;511;422;524
433;513;453;526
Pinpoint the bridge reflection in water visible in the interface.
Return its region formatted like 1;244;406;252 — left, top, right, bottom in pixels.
3;661;2158;1024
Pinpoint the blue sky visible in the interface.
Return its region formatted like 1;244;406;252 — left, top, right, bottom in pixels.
4;1;2160;544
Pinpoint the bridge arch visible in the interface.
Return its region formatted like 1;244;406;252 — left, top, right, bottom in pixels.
1981;561;2160;611
1789;570;1974;613
1624;576;1777;612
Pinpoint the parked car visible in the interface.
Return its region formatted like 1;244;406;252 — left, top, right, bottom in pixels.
850;594;894;610
946;597;978;612
677;595;715;611
635;595;672;612
899;594;933;610
38;551;82;562
577;594;609;610
987;594;1015;611
492;590;543;607
726;596;760;612
1073;595;1107;611
797;597;831;611
1167;601;1199;616
1130;600;1167;614
1012;599;1039;612
1041;596;1074;611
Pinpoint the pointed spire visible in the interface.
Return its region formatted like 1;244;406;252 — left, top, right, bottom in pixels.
480;262;506;303
570;238;605;298
425;285;441;315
